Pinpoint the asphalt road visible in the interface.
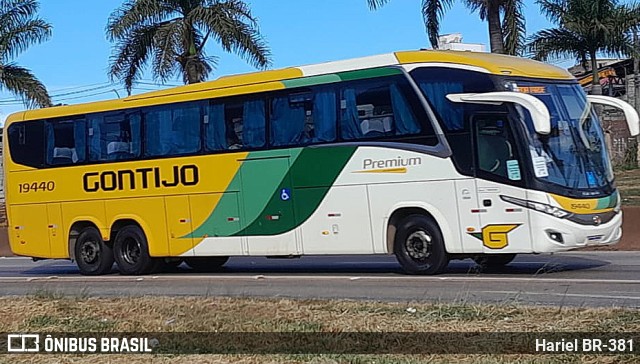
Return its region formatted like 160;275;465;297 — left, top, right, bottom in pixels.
0;252;639;308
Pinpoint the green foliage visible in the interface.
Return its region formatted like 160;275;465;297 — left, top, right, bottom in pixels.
106;0;272;94
367;0;526;55
526;0;640;87
0;0;51;108
621;137;639;170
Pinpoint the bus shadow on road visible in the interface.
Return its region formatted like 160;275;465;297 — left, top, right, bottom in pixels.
170;255;611;276
445;255;610;276
12;254;610;277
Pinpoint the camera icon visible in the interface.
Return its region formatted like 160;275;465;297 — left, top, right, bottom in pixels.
7;334;40;352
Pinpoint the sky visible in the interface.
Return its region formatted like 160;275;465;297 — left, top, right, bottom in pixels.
0;0;580;124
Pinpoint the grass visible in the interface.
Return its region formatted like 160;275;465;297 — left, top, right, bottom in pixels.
0;295;638;363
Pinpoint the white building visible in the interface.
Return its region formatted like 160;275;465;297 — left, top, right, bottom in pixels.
437;33;486;52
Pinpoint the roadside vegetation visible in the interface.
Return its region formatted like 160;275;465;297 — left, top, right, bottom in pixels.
106;0;271;95
0;0;52;107
0;294;637;363
615;168;640;206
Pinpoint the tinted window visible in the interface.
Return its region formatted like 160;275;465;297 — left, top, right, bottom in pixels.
7;120;45;168
340;76;423;140
205;99;265;151
88;112;141;161
474;114;522;183
269;87;337;147
411;67;495;132
46;118;86;165
144;102;202;157
411;67;497;175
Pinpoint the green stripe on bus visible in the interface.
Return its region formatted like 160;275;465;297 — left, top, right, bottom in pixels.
595;191;618;210
336;67;402;81
233;145;357;236
187;149;304;238
282;74;341;88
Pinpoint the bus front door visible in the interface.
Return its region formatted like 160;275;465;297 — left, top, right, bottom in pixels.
473;114;532;254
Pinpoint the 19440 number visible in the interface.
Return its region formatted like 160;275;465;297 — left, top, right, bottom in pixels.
18;181;55;193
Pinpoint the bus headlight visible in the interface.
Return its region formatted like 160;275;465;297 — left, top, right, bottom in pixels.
500;195;572;219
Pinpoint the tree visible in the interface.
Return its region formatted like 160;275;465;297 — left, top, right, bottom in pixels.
107;0;271;94
527;0;640;94
0;0;51;108
366;0;526;55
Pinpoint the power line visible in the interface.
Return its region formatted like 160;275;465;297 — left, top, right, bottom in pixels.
138;79;182;87
48;82;114;93
50;84;119;98
0;82;176;104
53;89;120;102
0;84;117;103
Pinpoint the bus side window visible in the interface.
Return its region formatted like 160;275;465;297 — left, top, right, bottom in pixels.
7;120;45;168
88;113;141;161
46;119;86;165
269;87;337;147
242;99;265;148
205;103;227;151
223;103;244;150
340;78;421;140
310;87;337;143
144;102;201;157
270;93;307;147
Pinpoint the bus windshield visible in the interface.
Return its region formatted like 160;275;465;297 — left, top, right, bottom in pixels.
513;81;614;192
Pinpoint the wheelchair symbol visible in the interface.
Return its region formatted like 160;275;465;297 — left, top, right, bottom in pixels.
280;188;291;201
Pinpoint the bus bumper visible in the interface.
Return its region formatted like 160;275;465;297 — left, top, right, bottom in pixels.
531;210;622;253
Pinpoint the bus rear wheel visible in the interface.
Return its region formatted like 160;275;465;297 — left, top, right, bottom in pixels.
185;257;229;272
75;227;114;276
394;214;448;275
113;225;158;275
474;254;516;270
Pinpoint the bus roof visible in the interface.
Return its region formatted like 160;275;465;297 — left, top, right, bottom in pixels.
6;50;574;125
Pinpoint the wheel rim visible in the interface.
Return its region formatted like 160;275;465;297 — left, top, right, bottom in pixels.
80;240;100;265
121;236;141;265
405;230;432;260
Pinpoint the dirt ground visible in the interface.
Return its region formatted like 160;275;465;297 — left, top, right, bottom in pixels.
0;227;9;257
1;207;639;258
587;206;640;251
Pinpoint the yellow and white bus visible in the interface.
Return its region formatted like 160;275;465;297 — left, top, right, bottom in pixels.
4;50;639;275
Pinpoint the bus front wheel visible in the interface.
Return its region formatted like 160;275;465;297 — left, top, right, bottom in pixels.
75;227;114;276
185;257;229;272
394;214;448;275
113;225;158;275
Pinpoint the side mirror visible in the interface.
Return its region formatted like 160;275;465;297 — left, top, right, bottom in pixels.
586;95;640;136
446;92;551;134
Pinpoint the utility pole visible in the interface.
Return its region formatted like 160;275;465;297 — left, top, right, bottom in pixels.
635;30;640;114
634;30;640;167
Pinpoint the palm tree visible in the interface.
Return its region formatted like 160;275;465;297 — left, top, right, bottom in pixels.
527;0;640;94
366;0;526;55
0;0;52;108
107;0;271;94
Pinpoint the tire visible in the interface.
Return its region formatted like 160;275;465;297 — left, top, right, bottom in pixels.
394;214;449;275
113;225;158;275
74;227;114;276
185;257;229;272
473;254;516;270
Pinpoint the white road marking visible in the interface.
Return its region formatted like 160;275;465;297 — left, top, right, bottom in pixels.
1;274;640;285
480;290;640;301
